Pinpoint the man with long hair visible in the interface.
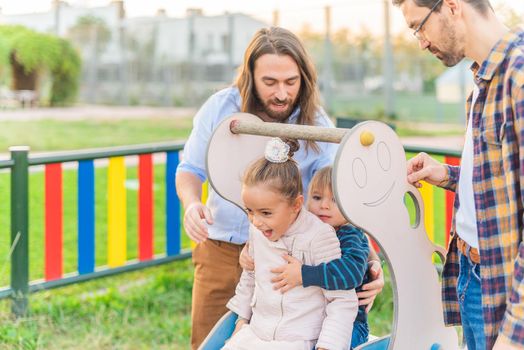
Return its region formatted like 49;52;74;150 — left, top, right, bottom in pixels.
393;0;524;348
176;27;384;349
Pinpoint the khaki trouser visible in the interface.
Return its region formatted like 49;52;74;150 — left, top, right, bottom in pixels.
191;238;244;350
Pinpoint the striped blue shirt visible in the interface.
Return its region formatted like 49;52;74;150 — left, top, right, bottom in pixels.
302;224;369;322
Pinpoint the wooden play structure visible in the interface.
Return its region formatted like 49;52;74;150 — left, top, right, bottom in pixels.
201;113;460;350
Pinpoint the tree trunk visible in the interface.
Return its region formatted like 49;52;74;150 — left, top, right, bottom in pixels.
10;52;38;91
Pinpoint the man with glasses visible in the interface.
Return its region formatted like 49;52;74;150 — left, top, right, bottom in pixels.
392;0;524;349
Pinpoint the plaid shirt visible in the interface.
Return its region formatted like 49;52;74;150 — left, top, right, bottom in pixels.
440;28;524;348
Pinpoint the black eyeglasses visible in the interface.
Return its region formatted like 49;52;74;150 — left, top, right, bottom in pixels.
413;0;443;40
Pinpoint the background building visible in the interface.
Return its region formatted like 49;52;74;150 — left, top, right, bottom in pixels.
0;1;266;105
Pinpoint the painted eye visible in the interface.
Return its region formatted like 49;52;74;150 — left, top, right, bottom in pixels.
377;141;391;172
352;158;367;189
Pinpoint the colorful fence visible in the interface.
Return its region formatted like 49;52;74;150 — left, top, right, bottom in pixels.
0;141;461;318
403;145;461;249
0;142;189;316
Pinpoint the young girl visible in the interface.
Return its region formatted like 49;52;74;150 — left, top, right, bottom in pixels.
224;138;358;350
241;166;374;349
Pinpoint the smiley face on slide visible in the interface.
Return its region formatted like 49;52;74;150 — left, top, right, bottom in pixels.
351;139;396;208
334;124;409;230
334;121;459;349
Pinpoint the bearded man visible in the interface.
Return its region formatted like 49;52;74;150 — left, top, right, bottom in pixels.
175;27;385;349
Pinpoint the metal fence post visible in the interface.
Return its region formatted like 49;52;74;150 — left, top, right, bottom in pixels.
10;146;30;317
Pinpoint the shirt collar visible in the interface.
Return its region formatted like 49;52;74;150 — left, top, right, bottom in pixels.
287;106;301;124
470;28;524;82
284;207;307;236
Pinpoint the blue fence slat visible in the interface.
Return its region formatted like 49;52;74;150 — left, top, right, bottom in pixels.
166;151;180;256
78;160;95;274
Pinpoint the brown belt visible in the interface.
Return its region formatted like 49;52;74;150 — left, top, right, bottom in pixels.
456;236;480;264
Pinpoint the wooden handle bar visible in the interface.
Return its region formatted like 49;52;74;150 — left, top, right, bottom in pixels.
229;119;347;144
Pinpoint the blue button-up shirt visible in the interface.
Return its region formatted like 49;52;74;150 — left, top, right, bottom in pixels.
176;87;338;244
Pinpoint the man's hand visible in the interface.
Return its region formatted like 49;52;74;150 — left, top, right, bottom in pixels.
407;152;449;188
358;260;384;312
493;335;521;349
270;255;303;293
183;202;213;243
239;243;255;271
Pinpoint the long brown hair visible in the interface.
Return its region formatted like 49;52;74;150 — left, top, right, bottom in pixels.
235;27;321;151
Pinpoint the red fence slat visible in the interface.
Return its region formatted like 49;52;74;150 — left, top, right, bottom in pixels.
45;163;63;281
444;156;461;247
139;154;154;261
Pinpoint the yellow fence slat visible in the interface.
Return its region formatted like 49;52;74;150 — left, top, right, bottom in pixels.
108;156;127;267
420;181;439;263
419;181;435;243
432;155;446;247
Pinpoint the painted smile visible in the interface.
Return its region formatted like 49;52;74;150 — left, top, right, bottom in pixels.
363;181;395;207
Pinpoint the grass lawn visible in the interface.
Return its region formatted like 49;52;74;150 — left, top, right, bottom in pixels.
0;114;458;349
333;93;465;125
0;116;196;349
0;260;193;349
0;118;194;152
0;259;393;350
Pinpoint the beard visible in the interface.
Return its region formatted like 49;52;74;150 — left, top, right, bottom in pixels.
431;45;464;67
430;17;465;67
258;96;298;122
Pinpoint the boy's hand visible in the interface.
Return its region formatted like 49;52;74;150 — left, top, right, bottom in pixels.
270;255;303;293
358;260;384;312
239;243;255;271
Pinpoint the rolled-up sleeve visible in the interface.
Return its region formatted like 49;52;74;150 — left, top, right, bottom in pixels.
439;165;460;192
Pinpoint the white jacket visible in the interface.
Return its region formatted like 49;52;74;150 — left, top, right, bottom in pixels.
227;209;358;350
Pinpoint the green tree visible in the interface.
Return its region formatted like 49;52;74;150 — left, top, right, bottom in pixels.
0;25;81;105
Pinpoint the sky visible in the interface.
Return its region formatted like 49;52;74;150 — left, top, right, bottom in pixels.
0;0;522;34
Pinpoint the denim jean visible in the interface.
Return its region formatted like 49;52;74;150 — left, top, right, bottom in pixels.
350;321;369;349
457;251;486;350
